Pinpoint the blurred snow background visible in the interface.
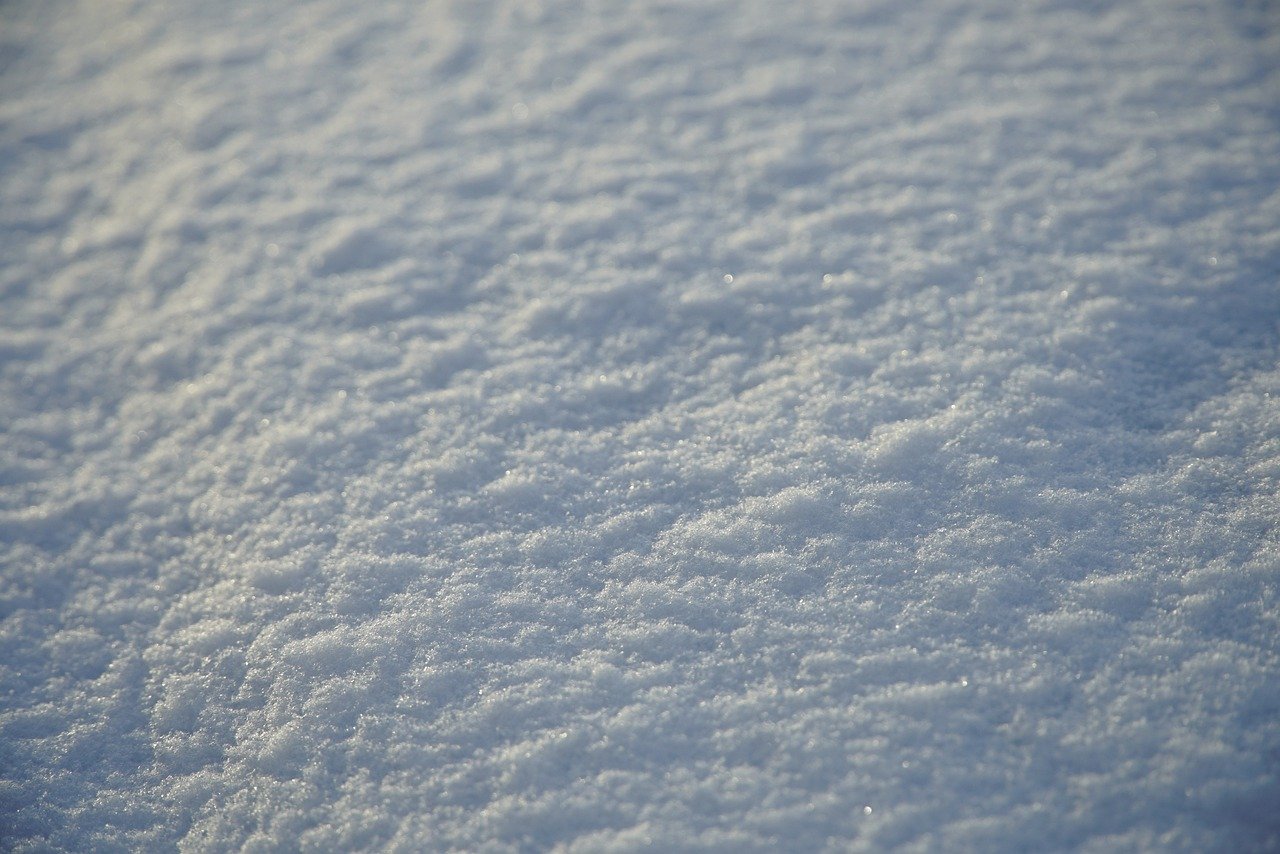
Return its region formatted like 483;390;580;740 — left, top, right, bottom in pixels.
2;0;1279;849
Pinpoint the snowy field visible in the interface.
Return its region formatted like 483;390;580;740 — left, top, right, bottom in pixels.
2;0;1279;850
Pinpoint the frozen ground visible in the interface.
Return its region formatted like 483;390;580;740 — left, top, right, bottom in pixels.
2;0;1279;850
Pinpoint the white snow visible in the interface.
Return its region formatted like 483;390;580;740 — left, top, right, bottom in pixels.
2;0;1279;850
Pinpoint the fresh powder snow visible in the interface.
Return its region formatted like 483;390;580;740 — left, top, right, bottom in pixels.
2;0;1279;850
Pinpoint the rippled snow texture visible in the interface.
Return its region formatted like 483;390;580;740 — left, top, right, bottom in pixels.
2;0;1279;850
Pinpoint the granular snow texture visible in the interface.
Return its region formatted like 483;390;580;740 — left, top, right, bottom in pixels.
2;0;1280;850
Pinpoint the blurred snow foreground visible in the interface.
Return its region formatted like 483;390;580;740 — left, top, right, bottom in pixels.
2;0;1279;850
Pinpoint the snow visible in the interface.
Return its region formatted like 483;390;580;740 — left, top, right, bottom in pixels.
2;0;1279;849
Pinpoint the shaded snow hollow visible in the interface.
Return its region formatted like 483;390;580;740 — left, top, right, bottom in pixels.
2;0;1280;850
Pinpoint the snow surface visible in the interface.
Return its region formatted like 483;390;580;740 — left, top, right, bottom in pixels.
3;0;1280;850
